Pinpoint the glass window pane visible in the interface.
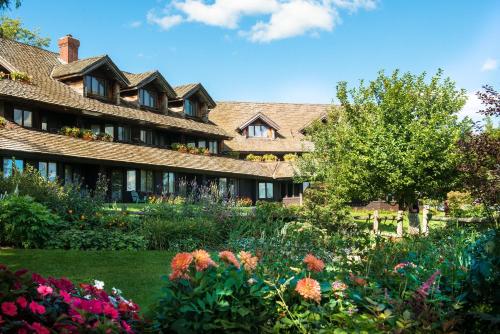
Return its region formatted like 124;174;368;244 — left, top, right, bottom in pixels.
64;165;73;184
169;172;175;193
198;140;206;148
219;178;227;194
23;110;32;127
258;182;266;199
147;171;153;192
91;125;100;134
41;116;48;131
3;159;12;177
38;162;48;179
126;170;136;191
105;125;114;138
140;130;146;143
249;126;255;137
266;183;273;199
48;162;57;181
14;159;23;173
14;109;22;125
187;142;196;148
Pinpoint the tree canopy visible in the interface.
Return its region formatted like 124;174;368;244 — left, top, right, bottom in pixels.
299;70;471;210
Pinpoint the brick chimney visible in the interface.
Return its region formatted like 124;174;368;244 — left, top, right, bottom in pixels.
58;34;80;63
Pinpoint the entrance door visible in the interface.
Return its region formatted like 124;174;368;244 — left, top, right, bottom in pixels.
111;170;123;202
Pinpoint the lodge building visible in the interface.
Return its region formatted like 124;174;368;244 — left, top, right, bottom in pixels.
0;35;328;203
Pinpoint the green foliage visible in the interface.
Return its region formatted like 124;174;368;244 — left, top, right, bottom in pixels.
0;115;6;127
283;153;298;161
245;153;263;162
447;191;488;218
47;228;147;251
0;16;50;47
0;0;21;11
262;153;278;162
151;257;273;333
299;69;471;210
0;195;59;248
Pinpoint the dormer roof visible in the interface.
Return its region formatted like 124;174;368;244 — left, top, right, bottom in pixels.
174;83;216;108
122;70;176;99
51;55;129;86
237;112;281;132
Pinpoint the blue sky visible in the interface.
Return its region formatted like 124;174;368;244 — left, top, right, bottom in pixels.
8;0;500;120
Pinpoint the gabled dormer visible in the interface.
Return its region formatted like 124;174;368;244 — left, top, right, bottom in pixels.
170;83;216;122
51;35;129;105
121;71;176;114
238;112;280;139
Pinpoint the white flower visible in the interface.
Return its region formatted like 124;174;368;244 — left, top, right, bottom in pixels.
112;287;122;295
84;294;92;300
93;280;105;290
247;278;257;285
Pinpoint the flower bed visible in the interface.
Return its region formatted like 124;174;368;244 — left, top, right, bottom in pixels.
0;265;144;333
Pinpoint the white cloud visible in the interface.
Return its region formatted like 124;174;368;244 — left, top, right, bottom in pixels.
129;20;142;28
147;0;377;42
459;92;483;122
174;0;279;29
247;1;338;43
481;58;498;72
147;10;183;30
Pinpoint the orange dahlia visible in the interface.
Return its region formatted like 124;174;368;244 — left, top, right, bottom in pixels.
238;251;258;272
303;254;325;272
191;249;217;272
219;251;240;269
295;278;321;303
168;252;193;281
349;273;367;286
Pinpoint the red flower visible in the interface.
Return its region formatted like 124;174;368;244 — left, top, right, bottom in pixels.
303;254;325;272
32;273;47;285
103;303;119;319
31;322;50;334
14;269;28;277
16;296;28;308
37;285;53;297
1;302;17;317
29;301;46;315
121;321;133;334
59;290;71;303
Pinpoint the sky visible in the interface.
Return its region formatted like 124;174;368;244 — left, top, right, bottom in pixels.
6;0;500;121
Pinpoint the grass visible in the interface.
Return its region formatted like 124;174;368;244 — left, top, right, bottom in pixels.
0;249;174;311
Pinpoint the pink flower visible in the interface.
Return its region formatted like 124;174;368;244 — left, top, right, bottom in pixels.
31;322;50;334
103;303;119;319
1;302;17;317
29;301;46;315
17;328;28;334
37;285;53;297
16;296;28;308
59;290;71;303
417;270;441;298
121;321;133;334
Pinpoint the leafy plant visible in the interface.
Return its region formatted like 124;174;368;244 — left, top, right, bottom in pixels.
9;70;32;83
0;115;6;128
0;195;59;248
283;153;298;162
245;154;263;162
262;154;278;162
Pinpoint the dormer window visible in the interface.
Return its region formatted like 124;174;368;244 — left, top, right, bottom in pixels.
85;75;108;98
184;99;197;117
139;89;157;108
248;124;271;138
14;108;32;128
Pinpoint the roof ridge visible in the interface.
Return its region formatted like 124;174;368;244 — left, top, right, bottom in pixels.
217;100;332;106
0;36;59;56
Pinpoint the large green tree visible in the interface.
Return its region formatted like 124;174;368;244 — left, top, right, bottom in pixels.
299;70;471;212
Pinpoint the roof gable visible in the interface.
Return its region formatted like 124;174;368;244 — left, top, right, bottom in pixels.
123;70;176;99
238;112;281;131
51;55;129;86
174;83;216;108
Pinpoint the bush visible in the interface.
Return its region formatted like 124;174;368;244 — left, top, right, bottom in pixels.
0;264;144;333
0;195;60;248
283;153;298;161
0;116;6;128
447;191;488;218
47;228;147;251
236;197;253;207
245;154;263;162
262;154;278;162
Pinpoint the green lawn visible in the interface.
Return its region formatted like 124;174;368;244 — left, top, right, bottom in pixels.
0;249;174;311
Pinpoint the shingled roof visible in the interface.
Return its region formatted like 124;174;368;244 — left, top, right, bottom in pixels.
0;38;228;138
174;83;216;108
123;71;176;99
209;101;330;153
0;122;279;179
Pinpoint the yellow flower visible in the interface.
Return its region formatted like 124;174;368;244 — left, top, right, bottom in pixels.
295;278;321;303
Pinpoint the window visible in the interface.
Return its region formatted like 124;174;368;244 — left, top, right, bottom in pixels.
13;109;32;127
105;124;114;138
162;172;175;194
140;170;154;192
64;165;72;184
198;140;206;149
117;126;131;142
258;182;273;199
91;124;101;135
41;116;48;131
184;99;197;117
3;158;23;177
85;75;107;97
219;178;227;195
187;141;196;148
208;141;218;154
126;170;136;191
139;89;157;108
248;124;270;138
140;129;153;144
38;162;57;181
